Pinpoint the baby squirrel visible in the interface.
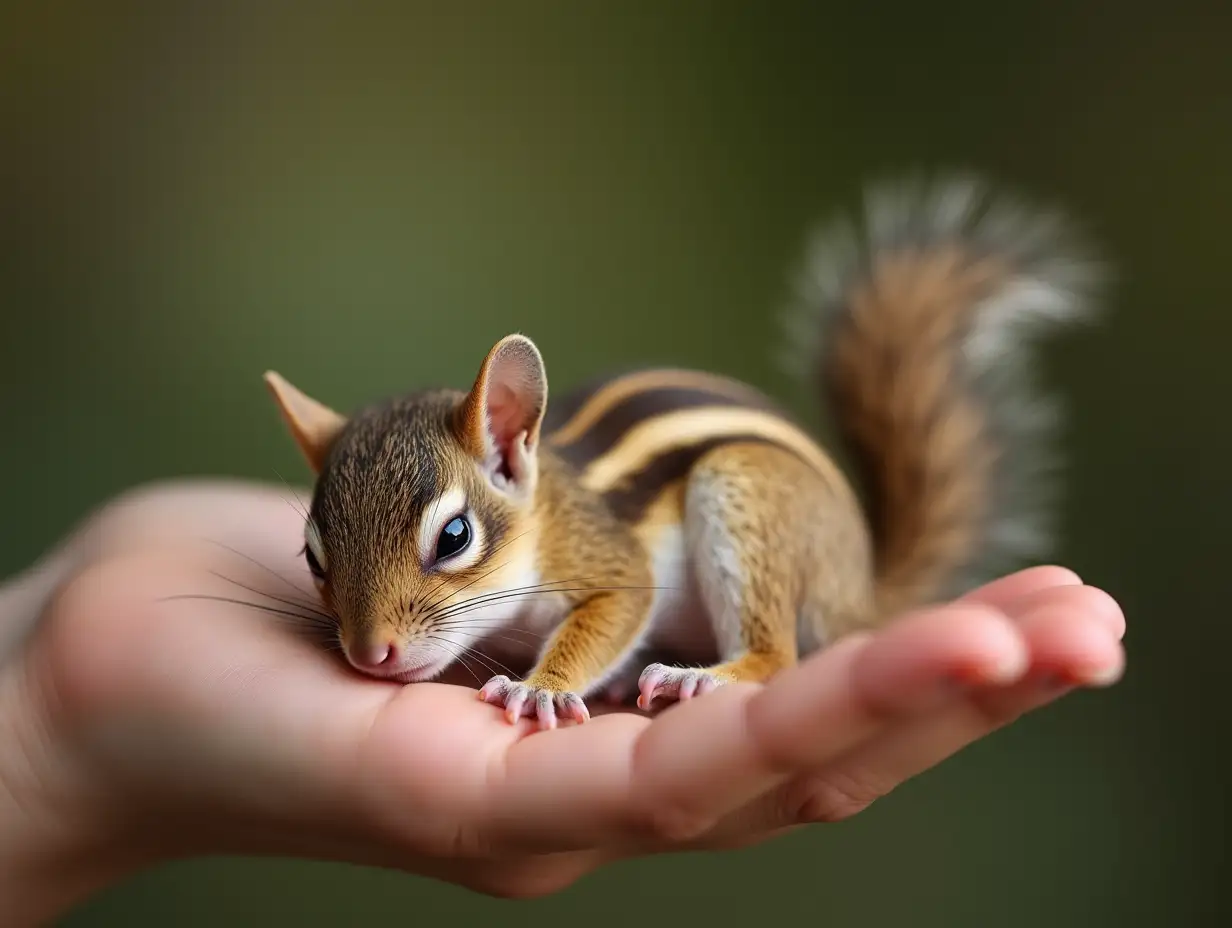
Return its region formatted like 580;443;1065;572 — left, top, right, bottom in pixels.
264;176;1099;731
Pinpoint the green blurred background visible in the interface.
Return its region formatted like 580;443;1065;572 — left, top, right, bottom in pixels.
3;2;1227;925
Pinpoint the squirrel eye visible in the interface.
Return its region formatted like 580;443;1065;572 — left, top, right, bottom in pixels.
435;516;472;562
304;544;326;580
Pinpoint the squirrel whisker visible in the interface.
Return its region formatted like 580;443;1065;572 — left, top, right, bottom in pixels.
205;569;336;622
425;584;675;625
205;539;319;598
423;634;515;681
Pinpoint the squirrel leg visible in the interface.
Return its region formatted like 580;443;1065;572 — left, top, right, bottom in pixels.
480;588;653;729
637;441;867;711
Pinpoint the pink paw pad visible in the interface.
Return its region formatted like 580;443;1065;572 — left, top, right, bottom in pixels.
636;663;727;711
478;675;590;731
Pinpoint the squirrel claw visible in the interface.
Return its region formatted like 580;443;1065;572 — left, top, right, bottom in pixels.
478;675;590;731
636;663;727;711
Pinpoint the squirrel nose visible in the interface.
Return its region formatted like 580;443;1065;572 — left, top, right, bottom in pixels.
352;640;397;671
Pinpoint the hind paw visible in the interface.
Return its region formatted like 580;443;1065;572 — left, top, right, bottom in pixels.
637;663;730;711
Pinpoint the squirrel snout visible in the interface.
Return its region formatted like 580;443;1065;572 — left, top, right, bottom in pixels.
350;638;397;671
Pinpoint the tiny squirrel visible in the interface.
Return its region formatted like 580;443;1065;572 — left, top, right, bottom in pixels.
264;175;1100;731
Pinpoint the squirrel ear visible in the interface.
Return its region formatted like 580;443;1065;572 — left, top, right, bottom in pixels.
263;371;347;474
457;334;548;494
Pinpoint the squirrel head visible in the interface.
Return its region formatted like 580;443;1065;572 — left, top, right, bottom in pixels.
264;334;548;682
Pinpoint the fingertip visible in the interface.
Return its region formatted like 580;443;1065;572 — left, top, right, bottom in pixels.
1015;602;1126;685
1075;585;1127;640
1080;654;1126;687
1004;583;1127;640
951;633;1031;687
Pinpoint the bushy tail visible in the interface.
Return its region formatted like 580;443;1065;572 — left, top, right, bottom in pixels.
781;175;1103;618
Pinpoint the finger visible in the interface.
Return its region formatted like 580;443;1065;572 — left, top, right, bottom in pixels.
804;604;1125;815
622;602;1029;842
983;594;1125;691
698;598;1125;840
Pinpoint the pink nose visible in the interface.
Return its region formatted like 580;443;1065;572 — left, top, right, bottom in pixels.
351;640;397;671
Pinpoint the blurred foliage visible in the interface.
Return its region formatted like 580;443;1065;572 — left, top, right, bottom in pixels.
1;2;1227;926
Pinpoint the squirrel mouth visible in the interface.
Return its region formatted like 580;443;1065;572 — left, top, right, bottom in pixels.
384;655;451;684
343;639;454;684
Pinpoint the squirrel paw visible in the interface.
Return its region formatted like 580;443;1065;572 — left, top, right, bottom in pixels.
477;675;590;730
636;663;728;711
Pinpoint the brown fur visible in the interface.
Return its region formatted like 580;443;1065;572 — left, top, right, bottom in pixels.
518;448;654;690
827;250;1008;617
307;389;533;663
682;440;873;685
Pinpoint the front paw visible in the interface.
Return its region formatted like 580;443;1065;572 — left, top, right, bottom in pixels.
637;663;729;711
477;675;591;730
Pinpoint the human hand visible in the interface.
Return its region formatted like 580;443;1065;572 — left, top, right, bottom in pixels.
0;480;1126;924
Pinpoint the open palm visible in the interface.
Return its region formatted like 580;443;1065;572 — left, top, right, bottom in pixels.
7;479;1125;903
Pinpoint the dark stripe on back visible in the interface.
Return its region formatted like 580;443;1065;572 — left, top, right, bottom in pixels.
546;376;793;473
544;367;788;431
601;435;794;523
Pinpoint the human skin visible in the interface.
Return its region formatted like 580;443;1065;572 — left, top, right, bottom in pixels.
0;480;1127;925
